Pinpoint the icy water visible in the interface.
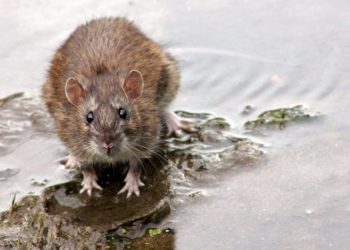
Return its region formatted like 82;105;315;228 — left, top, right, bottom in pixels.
1;0;350;249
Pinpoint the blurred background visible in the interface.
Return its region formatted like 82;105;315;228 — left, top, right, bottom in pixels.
0;0;350;249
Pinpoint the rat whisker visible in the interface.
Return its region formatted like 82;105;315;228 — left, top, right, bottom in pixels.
131;142;169;163
125;144;149;175
124;143;147;176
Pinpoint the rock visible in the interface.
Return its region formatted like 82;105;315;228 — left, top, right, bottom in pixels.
167;111;264;195
128;228;175;250
0;166;170;249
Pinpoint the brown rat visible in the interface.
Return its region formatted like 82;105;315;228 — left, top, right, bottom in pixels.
42;18;182;197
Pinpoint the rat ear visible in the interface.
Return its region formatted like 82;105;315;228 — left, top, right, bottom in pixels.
122;70;144;102
65;77;86;106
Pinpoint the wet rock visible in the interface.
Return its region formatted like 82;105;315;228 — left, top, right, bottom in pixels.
198;117;230;131
128;228;175;250
0;166;171;249
168;111;264;197
99;228;175;250
197;130;224;144
174;110;211;120
43;166;169;230
244;105;318;129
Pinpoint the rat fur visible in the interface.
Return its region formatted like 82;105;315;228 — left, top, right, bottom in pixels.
42;18;181;197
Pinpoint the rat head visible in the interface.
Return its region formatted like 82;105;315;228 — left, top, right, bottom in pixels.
65;70;144;161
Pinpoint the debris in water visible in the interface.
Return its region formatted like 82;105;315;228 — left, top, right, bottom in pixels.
30;178;49;187
10;193;19;213
241;105;255;115
188;191;205;198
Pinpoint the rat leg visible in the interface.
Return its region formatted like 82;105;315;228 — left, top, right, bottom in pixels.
79;166;103;196
164;110;183;135
118;163;144;198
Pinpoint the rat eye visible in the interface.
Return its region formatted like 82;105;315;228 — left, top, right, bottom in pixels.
118;107;127;119
86;111;94;123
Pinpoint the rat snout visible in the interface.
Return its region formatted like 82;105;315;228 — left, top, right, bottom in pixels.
102;141;114;149
99;133;123;156
102;140;114;155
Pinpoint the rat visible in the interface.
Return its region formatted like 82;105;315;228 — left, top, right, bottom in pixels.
42;17;182;198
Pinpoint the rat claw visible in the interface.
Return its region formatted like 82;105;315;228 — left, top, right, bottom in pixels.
118;168;143;198
79;186;92;196
118;182;141;198
117;185;128;195
79;168;102;196
93;182;103;190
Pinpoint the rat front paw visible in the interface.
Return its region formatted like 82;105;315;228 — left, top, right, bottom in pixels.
165;110;182;136
79;168;103;196
118;172;145;198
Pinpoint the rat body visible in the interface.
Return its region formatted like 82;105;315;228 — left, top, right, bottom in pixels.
42;18;181;197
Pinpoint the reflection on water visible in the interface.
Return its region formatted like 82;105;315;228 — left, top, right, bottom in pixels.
1;0;350;249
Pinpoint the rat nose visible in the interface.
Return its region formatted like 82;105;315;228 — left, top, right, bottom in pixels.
102;141;114;149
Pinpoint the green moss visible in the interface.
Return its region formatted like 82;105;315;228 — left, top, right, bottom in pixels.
244;105;317;129
148;228;162;237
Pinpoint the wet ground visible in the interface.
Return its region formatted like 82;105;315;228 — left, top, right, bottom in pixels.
1;0;350;249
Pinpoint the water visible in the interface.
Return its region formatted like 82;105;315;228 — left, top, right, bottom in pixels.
1;0;350;249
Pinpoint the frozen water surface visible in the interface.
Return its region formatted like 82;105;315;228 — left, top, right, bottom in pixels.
1;0;350;249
